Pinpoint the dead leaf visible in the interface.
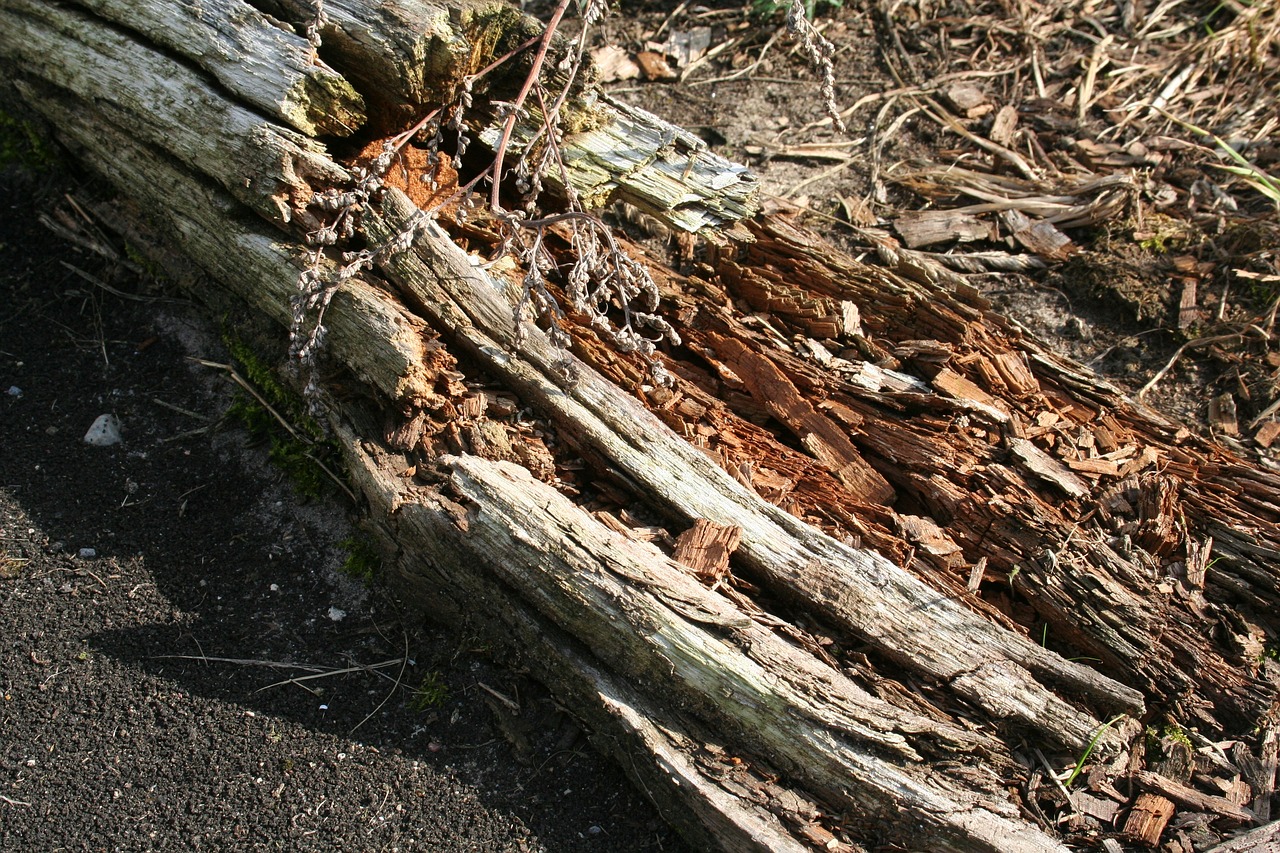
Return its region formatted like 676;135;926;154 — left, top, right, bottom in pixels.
636;51;677;82
592;45;640;83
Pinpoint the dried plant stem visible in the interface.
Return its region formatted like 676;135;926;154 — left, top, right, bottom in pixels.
490;0;573;212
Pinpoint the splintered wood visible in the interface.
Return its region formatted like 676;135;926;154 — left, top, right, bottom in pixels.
7;0;1280;849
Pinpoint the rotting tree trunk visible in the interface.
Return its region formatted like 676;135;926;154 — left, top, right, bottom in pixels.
2;0;1277;850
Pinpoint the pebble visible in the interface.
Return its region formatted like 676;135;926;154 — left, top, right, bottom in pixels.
327;606;346;621
78;548;97;559
7;386;21;397
84;414;122;447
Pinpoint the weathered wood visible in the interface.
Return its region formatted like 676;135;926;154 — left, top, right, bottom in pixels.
1123;792;1177;846
1204;819;1280;852
15;79;445;412
368;187;1143;752
358;451;1055;851
1133;771;1257;824
5;0;1279;849
671;519;741;581
258;0;758;234
66;0;366;136
708;215;1280;734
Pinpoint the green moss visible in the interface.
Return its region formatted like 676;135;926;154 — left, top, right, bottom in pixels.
1133;214;1197;254
409;671;449;711
122;243;167;281
338;535;381;583
221;329;340;499
1162;723;1193;749
753;0;844;20
0;554;28;580
0;111;57;170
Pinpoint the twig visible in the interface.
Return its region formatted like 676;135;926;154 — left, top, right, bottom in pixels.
152;398;211;421
688;29;782;87
1137;333;1245;399
781;157;857;199
59;262;163;303
1034;747;1081;815
477;681;521;712
0;795;32;807
152;654;335;671
490;0;574;211
350;622;412;735
915;96;1039;180
191;359;307;444
651;0;690;40
256;658;404;694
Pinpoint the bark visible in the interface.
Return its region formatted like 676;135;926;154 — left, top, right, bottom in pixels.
2;0;1276;850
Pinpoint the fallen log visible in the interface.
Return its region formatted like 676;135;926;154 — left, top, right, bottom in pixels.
2;0;1277;849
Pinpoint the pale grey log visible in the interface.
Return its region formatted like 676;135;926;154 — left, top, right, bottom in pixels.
479;96;759;234
253;0;482;115
9;71;830;853
0;0;346;231
339;427;827;853
341;440;1068;853
256;0;759;234
367;187;1145;753
65;0;366;136
18;80;442;410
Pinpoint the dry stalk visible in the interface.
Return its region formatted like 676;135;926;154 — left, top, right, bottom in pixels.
787;0;846;133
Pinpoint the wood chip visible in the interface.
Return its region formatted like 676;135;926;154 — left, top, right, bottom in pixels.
1124;792;1176;846
999;209;1076;261
635;50;677;82
1178;278;1201;329
896;514;964;562
1211;393;1239;436
1136;475;1180;557
894;210;993;248
712;336;896;504
932;367;1011;422
1070;789;1121;824
1118;446;1160;478
1008;437;1091;499
989;105;1018;146
1135;770;1257;824
966;556;988;593
1066;457;1121;477
1255;421;1280;448
943;82;988;113
1185;536;1213;588
672;519;742;582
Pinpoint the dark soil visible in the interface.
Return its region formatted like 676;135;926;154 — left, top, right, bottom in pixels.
0;166;687;852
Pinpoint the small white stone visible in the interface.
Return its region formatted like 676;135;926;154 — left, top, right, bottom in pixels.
327;606;346;621
78;548;97;559
7;386;21;397
83;414;122;447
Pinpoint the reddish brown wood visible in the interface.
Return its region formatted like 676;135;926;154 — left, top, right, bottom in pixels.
1123;792;1176;846
671;519;742;582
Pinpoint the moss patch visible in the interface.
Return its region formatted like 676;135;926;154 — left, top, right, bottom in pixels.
222;331;341;500
0;111;57;170
338;534;381;583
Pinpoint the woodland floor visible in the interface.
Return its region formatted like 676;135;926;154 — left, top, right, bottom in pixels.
2;0;1278;850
